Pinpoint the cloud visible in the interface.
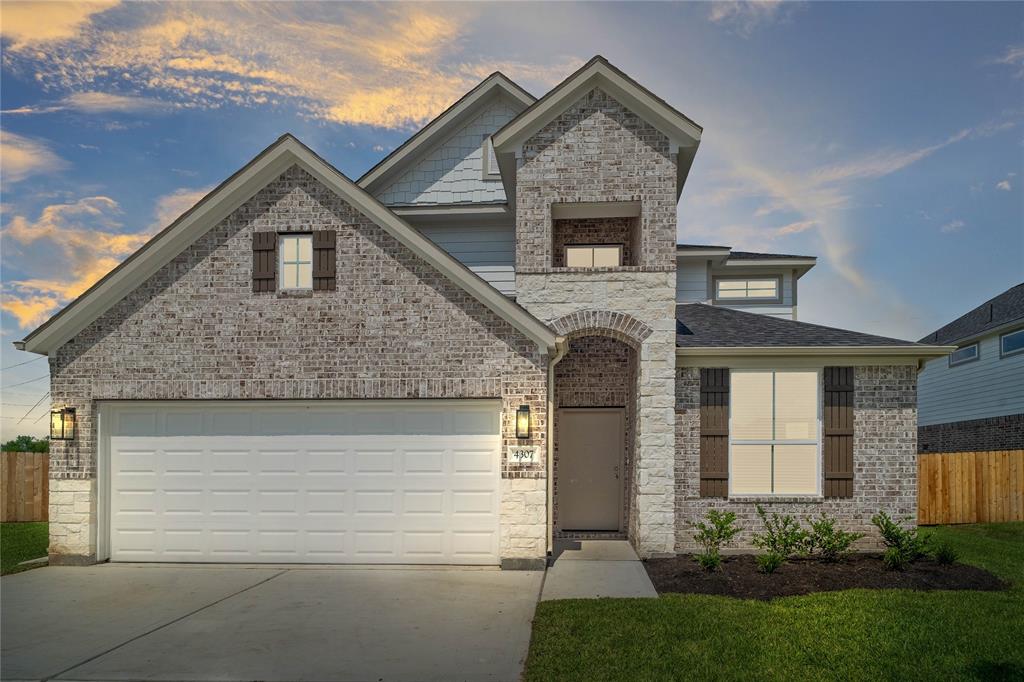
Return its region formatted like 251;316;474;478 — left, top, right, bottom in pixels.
0;131;69;182
997;180;1012;191
775;220;816;236
0;187;210;328
2;91;167;116
707;1;786;36
0;1;118;48
940;219;965;234
990;45;1024;79
1;3;576;131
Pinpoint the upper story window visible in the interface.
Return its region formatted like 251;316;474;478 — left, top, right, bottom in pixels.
948;343;979;367
714;276;781;303
565;244;623;268
1000;328;1024;358
279;234;313;290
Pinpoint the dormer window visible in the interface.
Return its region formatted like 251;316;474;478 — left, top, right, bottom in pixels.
565;244;623;268
714;276;781;304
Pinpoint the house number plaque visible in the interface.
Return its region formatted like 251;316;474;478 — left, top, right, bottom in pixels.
507;445;539;464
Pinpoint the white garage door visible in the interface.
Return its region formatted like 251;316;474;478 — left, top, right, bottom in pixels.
101;401;502;565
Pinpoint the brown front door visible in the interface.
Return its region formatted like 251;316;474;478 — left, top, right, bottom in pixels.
557;408;624;531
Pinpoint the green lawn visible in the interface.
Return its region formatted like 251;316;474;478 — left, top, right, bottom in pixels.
1;522;48;575
526;523;1024;682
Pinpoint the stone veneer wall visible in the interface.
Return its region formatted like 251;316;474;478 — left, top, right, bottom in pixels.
918;413;1024;453
553;335;636;531
48;164;549;564
513;86;679;556
551;217;638;267
675;365;919;551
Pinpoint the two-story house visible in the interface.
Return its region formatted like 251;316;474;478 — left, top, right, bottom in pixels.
16;57;951;568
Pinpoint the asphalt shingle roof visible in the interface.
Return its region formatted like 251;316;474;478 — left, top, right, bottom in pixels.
676;304;922;348
727;251;816;260
919;283;1024;345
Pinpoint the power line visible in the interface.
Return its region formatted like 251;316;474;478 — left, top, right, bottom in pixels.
0;375;48;389
18;392;50;424
0;356;45;371
33;409;50;424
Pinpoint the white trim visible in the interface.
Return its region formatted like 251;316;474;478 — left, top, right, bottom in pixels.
1000;327;1024;358
723;258;817;267
677;345;955;358
18;135;558;355
390;204;508;218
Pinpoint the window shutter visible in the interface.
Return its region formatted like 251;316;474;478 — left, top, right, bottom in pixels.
312;230;337;291
700;368;729;498
824;366;854;498
252;231;276;292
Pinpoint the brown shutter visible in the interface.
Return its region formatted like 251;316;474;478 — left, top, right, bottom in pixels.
700;368;729;498
312;230;337;291
824;366;854;498
252;231;276;292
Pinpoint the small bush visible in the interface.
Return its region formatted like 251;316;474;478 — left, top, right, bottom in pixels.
691;510;739;572
756;552;785;574
803;513;864;562
872;510;928;570
934;542;959;565
752;505;807;557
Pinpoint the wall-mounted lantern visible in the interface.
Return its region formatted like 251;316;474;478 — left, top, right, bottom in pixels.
50;407;76;441
515;404;531;439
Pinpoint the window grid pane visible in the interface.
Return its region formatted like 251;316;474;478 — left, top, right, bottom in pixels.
1001;330;1024;356
279;234;313;290
717;278;779;300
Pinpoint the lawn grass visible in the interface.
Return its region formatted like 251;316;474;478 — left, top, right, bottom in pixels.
525;523;1024;681
1;522;48;575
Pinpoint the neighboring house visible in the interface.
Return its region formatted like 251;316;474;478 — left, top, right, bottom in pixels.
16;56;951;567
917;284;1024;453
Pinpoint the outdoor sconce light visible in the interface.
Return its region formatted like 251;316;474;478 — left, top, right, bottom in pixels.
50;407;76;441
515;405;531;439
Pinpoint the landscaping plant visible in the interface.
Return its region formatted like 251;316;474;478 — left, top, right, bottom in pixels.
691;510;739;572
752;505;807;558
934;541;959;565
802;513;864;561
872;510;928;570
756;551;785;574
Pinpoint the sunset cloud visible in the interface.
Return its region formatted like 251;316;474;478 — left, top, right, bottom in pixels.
0;131;69;182
707;1;787;37
0;1;118;48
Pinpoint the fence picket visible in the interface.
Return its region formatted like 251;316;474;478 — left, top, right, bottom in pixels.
0;451;49;522
918;450;1024;525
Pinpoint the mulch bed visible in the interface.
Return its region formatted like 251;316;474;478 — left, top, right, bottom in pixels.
644;554;1008;600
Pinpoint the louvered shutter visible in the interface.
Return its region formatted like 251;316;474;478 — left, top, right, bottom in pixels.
312;230;337;291
824;366;854;498
700;368;729;498
253;231;277;292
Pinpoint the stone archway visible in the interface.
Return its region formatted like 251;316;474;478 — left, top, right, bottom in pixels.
548;309;654;348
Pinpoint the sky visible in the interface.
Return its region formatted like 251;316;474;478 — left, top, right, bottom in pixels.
1;1;1022;439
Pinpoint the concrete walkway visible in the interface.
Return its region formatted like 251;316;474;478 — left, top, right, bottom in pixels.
540;540;658;600
1;564;543;681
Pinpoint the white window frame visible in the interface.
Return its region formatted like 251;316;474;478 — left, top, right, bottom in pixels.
1000;328;1024;358
948;343;979;367
481;136;501;181
713;276;782;305
728;368;822;497
564;244;623;268
279;233;313;291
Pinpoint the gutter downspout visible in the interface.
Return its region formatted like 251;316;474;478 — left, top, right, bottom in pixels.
546;336;569;559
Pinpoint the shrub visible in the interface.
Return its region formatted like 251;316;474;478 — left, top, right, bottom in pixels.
756;552;785;574
691;510;739;572
872;510;928;570
803;513;864;562
752;505;807;557
934;542;959;565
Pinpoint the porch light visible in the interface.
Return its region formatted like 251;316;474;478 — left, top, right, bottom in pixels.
515;405;531;439
50;407;76;441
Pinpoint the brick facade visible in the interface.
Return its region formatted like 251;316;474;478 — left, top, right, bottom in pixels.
918;413;1024;452
47;164;549;562
551;217;637;267
674;365;919;552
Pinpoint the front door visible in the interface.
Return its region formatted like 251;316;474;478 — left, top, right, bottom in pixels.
557;408;624;531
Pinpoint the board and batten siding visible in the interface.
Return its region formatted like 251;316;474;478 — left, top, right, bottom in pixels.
377;97;521;206
675;261;796;319
417;223;515;295
918;331;1024;426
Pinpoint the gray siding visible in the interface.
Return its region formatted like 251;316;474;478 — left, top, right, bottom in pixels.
676;260;796;319
417;223;515;295
918;331;1024;426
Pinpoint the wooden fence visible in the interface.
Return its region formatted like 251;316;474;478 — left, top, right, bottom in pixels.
1;451;49;523
918;450;1023;525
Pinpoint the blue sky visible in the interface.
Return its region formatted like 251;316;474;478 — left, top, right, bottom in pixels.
1;1;1022;438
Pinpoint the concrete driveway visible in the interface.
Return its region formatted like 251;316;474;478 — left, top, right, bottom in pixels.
1;564;543;681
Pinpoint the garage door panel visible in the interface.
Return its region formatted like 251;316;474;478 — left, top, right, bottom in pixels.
105;401;501;564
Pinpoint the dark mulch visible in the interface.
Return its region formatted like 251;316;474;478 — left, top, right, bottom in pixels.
644;554;1008;600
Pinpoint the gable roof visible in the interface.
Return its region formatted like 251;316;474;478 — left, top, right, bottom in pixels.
728;250;816;261
15;134;558;355
919;283;1024;345
676;304;950;357
357;72;535;195
491;56;702;199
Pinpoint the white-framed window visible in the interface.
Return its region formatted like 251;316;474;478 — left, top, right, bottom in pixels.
729;369;820;496
565;244;623;268
714;276;781;303
949;343;979;367
279;234;313;290
481;136;501;180
1001;328;1024;358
